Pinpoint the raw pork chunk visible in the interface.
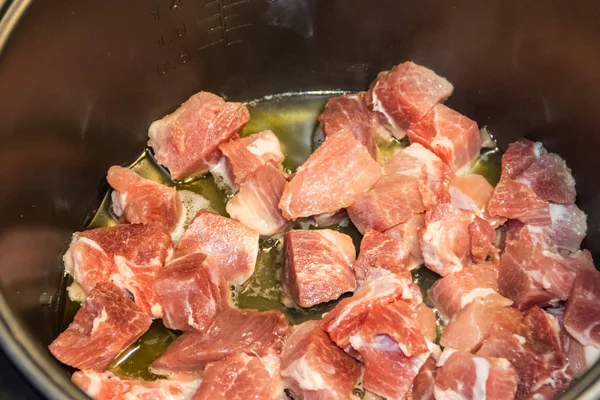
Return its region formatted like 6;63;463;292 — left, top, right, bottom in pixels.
107;166;182;232
281;321;361;400
348;300;437;400
428;263;512;321
152;308;289;374
153;253;230;332
279;129;381;220
148;91;249;180
498;224;594;308
63;223;173;318
218;130;285;185
368;61;454;139
407;104;482;171
564;269;600;348
283;229;356;307
420;204;473;276
49;282;151;371
412;356;437;400
318;92;392;157
385;213;426;270
72;371;202;400
226;164;289;236
487;178;551;225
353;229;413;284
193;353;281;400
347;174;425;234
440;300;524;352
434;350;518;400
173;210;259;284
321;268;421;350
469;216;500;263
449;174;505;228
383;143;454;208
545;203;587;253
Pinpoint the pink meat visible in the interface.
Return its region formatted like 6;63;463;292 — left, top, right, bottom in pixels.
428;263;512;321
487;178;551;225
153;253;230;332
281;321;361;400
407;104;482;171
72;371;202;400
385;213;426;270
383;143;454;208
152;308;289;375
226;164;289;236
173;210;259;285
347;174;425;234
564;269;600;348
412;356;437;400
498;224;594;308
544;203;587;253
63;224;173;318
368;61;454;138
321;268;421;350
318;92;392;157
440;301;525;352
501;139;542;179
434;351;518;400
49;282;151;371
148;92;249;180
469;216;500;263
449;174;505;228
353;229;412;284
420;204;474;276
279;129;382;220
516;152;576;205
283;229;357;308
218;130;285;185
107;166;182;232
193;353;281;400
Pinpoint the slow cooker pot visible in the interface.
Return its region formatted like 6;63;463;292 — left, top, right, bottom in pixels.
0;0;599;398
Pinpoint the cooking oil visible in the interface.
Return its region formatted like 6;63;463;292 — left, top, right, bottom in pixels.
56;91;502;380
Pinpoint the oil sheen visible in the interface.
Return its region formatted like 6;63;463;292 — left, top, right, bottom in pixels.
56;92;502;380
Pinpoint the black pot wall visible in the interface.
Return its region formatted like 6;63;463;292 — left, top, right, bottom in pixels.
0;1;599;399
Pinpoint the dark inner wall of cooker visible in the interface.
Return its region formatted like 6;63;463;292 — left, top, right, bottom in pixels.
0;0;599;360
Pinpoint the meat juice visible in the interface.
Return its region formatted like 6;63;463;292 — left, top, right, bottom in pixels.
54;92;501;381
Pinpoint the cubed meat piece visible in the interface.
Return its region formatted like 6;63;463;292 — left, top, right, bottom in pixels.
407;104;481;171
353;229;412;284
72;371;202;400
152;308;289;375
383;143;454;208
49;282;151;371
321;268;421;350
173;210;259;284
368;61;454;138
502;139;576;205
565;269;600;348
497;224;595;308
283;229;356;307
281;321;361;400
153;253;230;332
193;352;281;400
347;175;425;234
434;351;518;400
226;164;289;236
449;174;505;228
218;130;285;185
420;204;474;276
469;216;500;263
148;91;249;180
428;263;512;321
107;166;182;232
412;356;437;400
385;213;426;270
488;178;551;225
545;203;587;253
63;224;173;318
440;301;524;352
279;129;381;220
319;92;392;157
